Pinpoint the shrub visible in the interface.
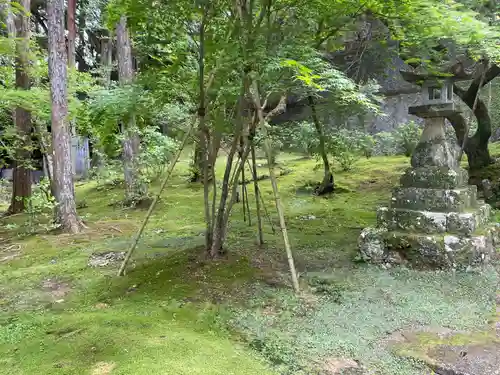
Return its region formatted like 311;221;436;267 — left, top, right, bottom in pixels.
90;158;123;189
140;127;179;180
281;121;319;156
253;130;283;165
394;121;422;157
372;132;400;156
328;129;372;171
21;178;58;233
372;122;423;157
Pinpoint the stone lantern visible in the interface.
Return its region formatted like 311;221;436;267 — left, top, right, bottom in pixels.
357;70;500;270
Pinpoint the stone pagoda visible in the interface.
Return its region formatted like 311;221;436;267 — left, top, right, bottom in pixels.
358;70;500;269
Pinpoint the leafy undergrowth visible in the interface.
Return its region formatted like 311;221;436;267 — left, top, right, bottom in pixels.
0;151;498;374
231;267;498;374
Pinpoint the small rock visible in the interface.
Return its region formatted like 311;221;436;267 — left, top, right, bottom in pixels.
127;284;138;292
358;227;388;263
88;251;126;267
298;215;316;221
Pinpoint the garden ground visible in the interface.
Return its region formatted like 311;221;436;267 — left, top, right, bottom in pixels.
0;147;499;375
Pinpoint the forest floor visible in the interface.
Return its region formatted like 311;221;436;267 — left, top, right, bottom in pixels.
0;147;499;375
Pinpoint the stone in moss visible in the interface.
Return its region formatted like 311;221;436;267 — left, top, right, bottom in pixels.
358;227;388;263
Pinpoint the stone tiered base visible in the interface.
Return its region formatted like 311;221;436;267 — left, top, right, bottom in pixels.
359;166;500;269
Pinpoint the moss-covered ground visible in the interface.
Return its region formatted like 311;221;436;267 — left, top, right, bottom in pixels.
0;148;499;375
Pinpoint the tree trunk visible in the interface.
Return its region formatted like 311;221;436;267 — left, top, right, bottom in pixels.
190;139;214;183
89;30;112;171
2;0;15;36
249;78;299;294
250;139;264;245
6;0;31;215
446;65;500;170
308;95;334;195
116;15;146;203
47;0;84;233
67;0;76;68
76;7;89;72
448;86;493;170
209;128;241;257
100;31;112;87
35;120;55;195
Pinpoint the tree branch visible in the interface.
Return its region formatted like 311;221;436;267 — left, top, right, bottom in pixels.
32;9;48;34
463;64;500;103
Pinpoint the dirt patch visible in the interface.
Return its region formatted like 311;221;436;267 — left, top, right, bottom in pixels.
0;243;22;262
388;323;500;375
428;342;500;375
90;361;116;375
320;357;362;374
39;221;138;248
41;278;72;301
380;325;458;347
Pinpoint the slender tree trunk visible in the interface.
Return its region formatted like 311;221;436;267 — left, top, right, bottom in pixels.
250;137;264;245
90;30;112;171
100;31;112;87
2;0;15;36
47;0;84;233
67;0;76;68
239;134;251;225
197;8;214;250
6;0;32;214
35;121;55;195
116;15;146;203
308;95;334;195
210;128;242;257
66;0;76;140
249;77;299;293
218;145;251;246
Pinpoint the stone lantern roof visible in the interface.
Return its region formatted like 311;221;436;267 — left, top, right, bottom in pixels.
399;67;472;119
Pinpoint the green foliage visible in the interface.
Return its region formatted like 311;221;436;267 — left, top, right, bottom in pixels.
90;159;124;190
233;267;498;375
254;130;283;166
139;127;180;180
279;122;319;156
327;129;373;171
373;131;401;156
371;122;423;157
308;276;344;302
394;121;422;157
7;178;58;234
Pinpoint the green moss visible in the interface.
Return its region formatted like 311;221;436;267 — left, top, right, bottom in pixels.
0;150;497;375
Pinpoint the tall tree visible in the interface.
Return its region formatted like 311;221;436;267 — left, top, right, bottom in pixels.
47;0;84;233
67;0;76;68
7;0;32;215
116;15;146;203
